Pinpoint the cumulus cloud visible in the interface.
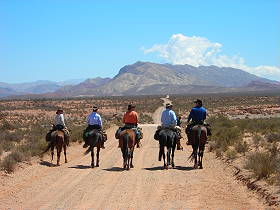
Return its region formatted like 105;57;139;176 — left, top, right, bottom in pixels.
143;34;280;81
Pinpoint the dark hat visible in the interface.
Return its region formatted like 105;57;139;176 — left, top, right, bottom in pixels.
128;104;136;110
56;109;63;114
194;99;202;104
166;103;173;108
92;106;98;111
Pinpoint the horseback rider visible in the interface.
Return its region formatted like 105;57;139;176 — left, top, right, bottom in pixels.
83;106;107;149
186;99;211;144
156;103;183;150
47;109;70;145
115;104;143;148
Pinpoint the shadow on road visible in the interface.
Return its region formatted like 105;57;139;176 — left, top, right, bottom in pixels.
103;167;124;172
174;166;194;171
68;165;91;169
144;165;194;171
39;160;57;167
143;166;164;171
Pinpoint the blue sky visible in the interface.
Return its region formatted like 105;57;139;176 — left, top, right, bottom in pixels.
0;0;279;83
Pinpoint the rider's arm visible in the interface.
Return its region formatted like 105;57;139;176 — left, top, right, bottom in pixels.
171;111;177;125
60;114;66;127
187;109;194;123
135;112;139;124
98;114;103;127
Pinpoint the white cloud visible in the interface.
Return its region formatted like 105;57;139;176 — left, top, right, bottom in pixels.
143;34;280;81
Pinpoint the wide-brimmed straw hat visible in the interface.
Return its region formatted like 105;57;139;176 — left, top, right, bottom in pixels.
166;103;173;108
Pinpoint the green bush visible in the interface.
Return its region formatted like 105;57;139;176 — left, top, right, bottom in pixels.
1;155;17;173
245;152;278;179
235;140;250;155
225;148;238;160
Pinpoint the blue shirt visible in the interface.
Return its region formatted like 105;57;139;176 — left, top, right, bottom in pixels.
87;112;102;127
161;108;177;126
188;106;207;123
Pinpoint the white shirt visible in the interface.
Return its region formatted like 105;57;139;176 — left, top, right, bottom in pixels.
87;112;102;127
55;114;66;126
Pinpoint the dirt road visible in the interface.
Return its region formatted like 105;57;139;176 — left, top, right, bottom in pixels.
0;99;270;210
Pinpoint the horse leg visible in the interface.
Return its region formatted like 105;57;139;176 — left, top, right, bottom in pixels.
171;146;175;168
193;145;198;169
121;148;126;169
159;145;163;161
130;149;134;168
91;148;95;168
126;150;130;170
163;147;167;169
63;144;67;163
51;145;54;162
199;145;205;169
96;146;100;167
57;146;61;166
167;147;171;167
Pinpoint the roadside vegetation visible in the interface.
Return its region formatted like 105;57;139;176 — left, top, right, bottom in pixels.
208;115;280;184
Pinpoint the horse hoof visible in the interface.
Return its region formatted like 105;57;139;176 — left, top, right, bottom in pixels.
130;165;134;168
199;166;203;169
91;164;95;168
172;164;175;168
96;164;99;167
194;164;198;169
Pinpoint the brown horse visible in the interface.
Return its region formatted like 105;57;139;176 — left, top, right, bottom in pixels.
44;130;68;166
119;129;136;170
84;129;103;168
187;125;207;169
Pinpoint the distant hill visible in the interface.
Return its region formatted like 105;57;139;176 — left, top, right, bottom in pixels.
1;62;279;98
0;79;86;97
52;61;279;96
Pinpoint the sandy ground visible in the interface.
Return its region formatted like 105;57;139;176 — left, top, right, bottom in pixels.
0;98;272;210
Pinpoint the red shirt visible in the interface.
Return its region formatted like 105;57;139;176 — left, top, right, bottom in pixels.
123;110;138;124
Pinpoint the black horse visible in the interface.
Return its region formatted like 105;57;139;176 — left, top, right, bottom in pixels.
84;129;103;168
158;129;177;169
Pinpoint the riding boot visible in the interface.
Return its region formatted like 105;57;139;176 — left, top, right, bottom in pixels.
118;140;121;148
177;139;183;150
83;142;89;148
101;141;105;149
136;139;140;148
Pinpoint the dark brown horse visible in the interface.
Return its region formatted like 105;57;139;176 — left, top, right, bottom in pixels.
44;130;68;166
119;129;136;170
84;129;103;168
187;125;207;169
158;129;177;169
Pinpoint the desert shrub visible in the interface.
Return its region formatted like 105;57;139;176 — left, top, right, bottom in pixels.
1;155;17;173
0;120;16;130
215;148;223;158
9;150;25;162
245;152;278;179
265;132;280;143
234;140;250;155
225;148;238;160
252;133;263;150
1;141;15;152
70;125;84;142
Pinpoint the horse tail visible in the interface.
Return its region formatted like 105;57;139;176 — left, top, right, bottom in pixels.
159;131;167;161
84;132;99;155
197;126;202;147
123;133;130;158
42;141;53;154
84;145;93;155
188;127;202;162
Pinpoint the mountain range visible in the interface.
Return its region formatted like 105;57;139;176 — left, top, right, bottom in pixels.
1;62;279;98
